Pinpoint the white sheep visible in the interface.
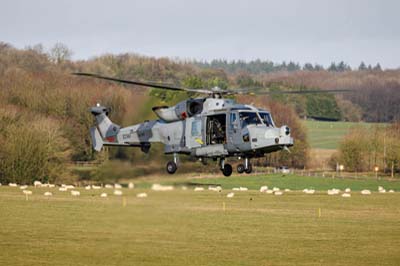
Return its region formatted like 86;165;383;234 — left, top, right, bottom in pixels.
44;192;53;197
208;186;222;192
128;182;135;189
342;193;351;198
232;187;240;191
92;185;101;190
304;189;315;194
226;192;235;198
70;190;80;196
100;193;108;198
113;190;123;196
85;185;91;190
379;189;386;193
284;189;291;192
274;191;283;196
181;186;188;190
105;184;113;189
327;190;337;195
22;190;32;195
33;181;42;187
59;187;68;192
345;188;351;193
114;184;122;189
361;189;371;195
151;184;174;191
259;186;268;192
194;187;204;192
9;183;17;187
136;192;148;198
389;189;395;193
266;189;274;194
272;187;280;192
20;185;28;190
239;187;248;191
65;185;74;189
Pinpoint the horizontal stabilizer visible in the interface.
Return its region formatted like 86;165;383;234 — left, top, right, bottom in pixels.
90;127;103;151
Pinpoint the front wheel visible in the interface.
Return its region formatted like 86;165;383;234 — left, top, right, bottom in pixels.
245;164;253;174
237;164;245;174
166;161;177;174
222;164;233;177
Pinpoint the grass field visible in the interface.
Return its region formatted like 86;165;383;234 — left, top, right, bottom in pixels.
1;174;400;266
304;120;384;150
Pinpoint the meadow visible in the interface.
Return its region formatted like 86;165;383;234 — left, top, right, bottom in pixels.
1;174;400;266
304;120;384;149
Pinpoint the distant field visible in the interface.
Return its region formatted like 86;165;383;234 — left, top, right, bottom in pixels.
303;120;384;149
1;174;400;266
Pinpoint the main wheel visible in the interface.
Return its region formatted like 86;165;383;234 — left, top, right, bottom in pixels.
245;164;253;174
237;164;245;174
222;164;233;177
166;161;177;174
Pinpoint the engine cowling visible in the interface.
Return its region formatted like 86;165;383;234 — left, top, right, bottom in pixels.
152;99;204;122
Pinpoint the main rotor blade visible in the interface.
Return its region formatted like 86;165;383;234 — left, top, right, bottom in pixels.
72;72;212;94
251;89;351;95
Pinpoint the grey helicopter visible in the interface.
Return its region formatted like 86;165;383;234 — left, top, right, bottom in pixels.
74;73;347;176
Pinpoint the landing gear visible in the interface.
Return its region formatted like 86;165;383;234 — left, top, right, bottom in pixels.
237;164;245;174
237;158;253;174
222;164;233;177
166;153;178;174
219;158;233;177
166;161;177;174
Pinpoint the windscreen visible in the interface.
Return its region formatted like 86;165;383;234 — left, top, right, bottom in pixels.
239;112;261;128
259;112;274;127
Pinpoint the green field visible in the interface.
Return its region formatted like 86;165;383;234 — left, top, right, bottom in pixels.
1;174;400;266
304;120;383;150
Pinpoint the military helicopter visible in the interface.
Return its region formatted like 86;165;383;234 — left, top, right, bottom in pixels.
74;73;347;176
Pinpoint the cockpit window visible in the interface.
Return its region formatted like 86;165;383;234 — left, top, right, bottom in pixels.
259;112;274;127
239;112;261;128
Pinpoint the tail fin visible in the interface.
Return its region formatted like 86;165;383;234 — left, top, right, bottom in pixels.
90;106;120;149
90;127;103;151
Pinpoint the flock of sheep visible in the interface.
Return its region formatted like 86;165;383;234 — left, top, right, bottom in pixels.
1;181;396;200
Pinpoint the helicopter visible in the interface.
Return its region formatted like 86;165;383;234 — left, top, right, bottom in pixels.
74;72;347;176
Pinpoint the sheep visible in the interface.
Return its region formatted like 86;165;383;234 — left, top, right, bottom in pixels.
128;182;135;189
92;185;101;190
85;185;91;190
284;189;291;192
266;189;274;194
181;186;188;190
272;187;280;192
59;187;68;192
345;188;351;193
239;187;248;191
303;189;315;194
70;190;80;196
327;190;338;195
105;184;113;189
22;190;32;195
274;191;283;196
259;186;268;192
65;185;74;189
136;192;148;198
379;189;386;193
44;192;53;197
226;192;235;198
0;183;2;186
113;190;123;196
151;184;174;191
9;183;17;187
33;181;42;187
208;186;222;192
100;193;108;198
20;185;28;190
389;189;395;193
378;186;384;191
232;187;240;191
361;189;371;195
342;193;351;198
194;187;204;192
114;184;122;189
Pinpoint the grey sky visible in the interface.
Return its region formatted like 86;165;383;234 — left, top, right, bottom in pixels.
1;0;399;68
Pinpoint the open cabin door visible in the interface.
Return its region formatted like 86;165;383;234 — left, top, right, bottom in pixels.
185;117;203;148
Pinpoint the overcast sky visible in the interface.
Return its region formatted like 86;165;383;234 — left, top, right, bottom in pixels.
1;0;399;68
